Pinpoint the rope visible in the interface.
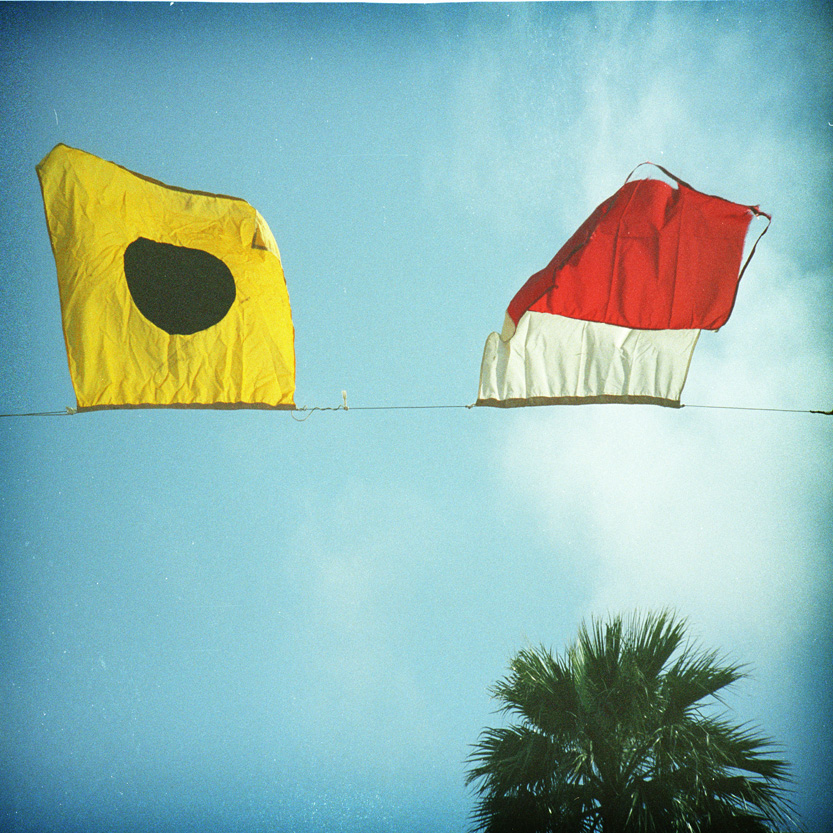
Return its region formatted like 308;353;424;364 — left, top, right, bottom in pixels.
338;404;472;411
0;407;76;418
0;402;829;419
684;404;832;416
291;403;472;420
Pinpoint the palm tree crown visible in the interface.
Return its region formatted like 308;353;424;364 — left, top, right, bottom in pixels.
467;611;793;833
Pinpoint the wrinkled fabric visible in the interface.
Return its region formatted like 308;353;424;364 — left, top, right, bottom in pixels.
506;176;756;334
478;312;698;408
478;166;764;408
37;144;294;410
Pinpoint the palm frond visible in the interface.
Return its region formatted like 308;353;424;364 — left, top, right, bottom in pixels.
492;646;579;736
466;610;793;833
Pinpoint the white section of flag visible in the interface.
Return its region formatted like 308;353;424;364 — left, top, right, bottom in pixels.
477;311;700;408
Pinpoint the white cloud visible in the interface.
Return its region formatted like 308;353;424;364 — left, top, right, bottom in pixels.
498;399;830;673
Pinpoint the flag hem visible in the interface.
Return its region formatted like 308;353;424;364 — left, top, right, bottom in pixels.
75;402;297;413
475;395;683;409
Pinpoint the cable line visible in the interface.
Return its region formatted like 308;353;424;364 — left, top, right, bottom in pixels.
683;404;832;415
0;408;74;418
0;402;830;419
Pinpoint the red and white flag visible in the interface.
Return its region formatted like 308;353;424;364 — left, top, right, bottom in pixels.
477;164;770;408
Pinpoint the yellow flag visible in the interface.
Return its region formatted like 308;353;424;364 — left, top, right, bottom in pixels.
37;144;295;410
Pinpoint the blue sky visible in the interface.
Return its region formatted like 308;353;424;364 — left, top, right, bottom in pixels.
1;2;831;832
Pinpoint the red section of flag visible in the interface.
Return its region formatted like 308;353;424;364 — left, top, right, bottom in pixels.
508;176;755;331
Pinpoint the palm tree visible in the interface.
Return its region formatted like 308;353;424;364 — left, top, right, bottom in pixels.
466;611;794;833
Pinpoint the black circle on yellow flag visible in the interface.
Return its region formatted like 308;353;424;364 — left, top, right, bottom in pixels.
124;237;236;335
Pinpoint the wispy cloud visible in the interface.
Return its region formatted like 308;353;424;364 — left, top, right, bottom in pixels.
498;403;830;661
